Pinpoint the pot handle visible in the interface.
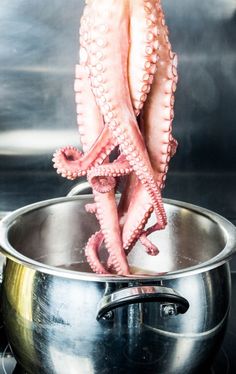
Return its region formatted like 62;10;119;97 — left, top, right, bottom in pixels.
97;285;189;320
67;181;92;196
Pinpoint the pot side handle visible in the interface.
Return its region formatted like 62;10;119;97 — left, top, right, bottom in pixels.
97;285;189;320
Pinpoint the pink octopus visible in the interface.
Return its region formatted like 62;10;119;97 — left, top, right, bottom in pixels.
53;0;178;275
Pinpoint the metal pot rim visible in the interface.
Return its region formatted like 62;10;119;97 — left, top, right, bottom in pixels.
0;195;235;282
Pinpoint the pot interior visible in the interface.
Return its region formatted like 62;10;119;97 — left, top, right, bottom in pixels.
4;197;229;276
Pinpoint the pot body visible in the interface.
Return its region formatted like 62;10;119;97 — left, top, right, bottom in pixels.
1;260;231;374
0;196;235;373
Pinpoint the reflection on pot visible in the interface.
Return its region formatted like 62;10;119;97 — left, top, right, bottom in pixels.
0;196;235;373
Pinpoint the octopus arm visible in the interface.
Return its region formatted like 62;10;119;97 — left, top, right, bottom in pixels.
128;0;160;116
83;0;166;227
87;154;132;193
53;0;179;275
52;126;116;180
121;179;159;254
53;65;118;180
120;0;178;255
141;3;178;187
74;42;129;274
85;231;107;274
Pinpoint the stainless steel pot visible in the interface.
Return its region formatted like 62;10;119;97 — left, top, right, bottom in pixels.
0;191;235;374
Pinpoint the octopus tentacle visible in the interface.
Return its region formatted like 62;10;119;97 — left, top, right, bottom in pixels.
85;231;107;274
84;204;108;274
141;3;178;189
83;0;166;228
87;154;132;193
52;130;115;180
52;146;84;180
53;65;118;180
120;0;178;253
129;0;160;116
121;185;155;252
113;122;167;228
53;0;179;275
137;220;164;255
85;169;157;263
73;62;129;275
139;232;159;256
85;230;120;275
74;63;118;154
92;190;129;275
85;202;98;215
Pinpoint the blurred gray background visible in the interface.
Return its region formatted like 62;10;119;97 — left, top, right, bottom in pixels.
0;1;236;267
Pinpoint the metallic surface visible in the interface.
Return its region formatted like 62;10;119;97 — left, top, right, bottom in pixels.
0;0;235;266
0;197;235;373
1;263;231;374
0;195;236;281
0;196;235;280
1;273;236;373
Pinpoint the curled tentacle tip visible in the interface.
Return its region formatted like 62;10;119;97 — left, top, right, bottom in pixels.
62;146;83;160
52;146;83;164
89;175;116;193
147;247;159;256
139;236;159;257
52;145;85;179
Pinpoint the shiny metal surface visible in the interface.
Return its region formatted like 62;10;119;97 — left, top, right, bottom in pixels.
0;196;235;280
0;258;232;374
0;212;9;282
0;0;236;272
0;197;235;373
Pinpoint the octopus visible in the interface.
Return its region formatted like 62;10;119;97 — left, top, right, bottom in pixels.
52;0;178;275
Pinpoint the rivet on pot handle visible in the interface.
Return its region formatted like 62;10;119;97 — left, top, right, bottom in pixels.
97;285;189;321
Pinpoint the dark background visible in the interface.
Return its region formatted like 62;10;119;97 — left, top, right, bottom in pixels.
0;0;236;267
